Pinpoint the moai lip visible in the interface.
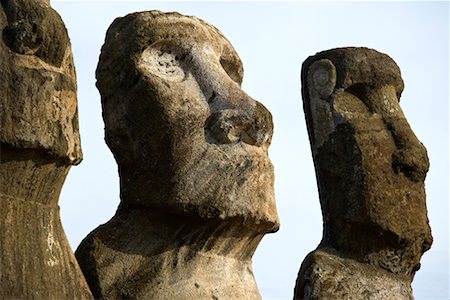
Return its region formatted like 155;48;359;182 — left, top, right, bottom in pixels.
0;0;91;298
294;47;432;299
75;11;279;299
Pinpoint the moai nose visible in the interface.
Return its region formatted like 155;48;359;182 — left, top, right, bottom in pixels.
205;92;273;147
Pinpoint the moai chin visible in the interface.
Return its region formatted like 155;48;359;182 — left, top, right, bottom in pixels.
0;0;92;298
75;11;279;299
294;47;432;299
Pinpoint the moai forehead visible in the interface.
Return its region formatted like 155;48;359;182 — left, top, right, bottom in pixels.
97;11;279;232
0;0;82;164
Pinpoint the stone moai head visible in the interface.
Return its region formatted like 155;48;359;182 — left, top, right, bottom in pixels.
301;47;432;275
0;0;82;164
0;1;91;298
96;11;279;232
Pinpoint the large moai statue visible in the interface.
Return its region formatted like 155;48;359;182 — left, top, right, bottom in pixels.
75;11;279;299
0;0;92;298
294;47;432;299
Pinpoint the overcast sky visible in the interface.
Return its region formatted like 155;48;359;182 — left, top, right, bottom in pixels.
52;1;449;299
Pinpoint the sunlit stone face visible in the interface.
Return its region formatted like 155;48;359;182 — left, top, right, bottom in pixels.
97;11;279;232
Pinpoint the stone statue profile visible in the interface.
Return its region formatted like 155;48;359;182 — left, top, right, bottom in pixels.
76;11;279;299
295;47;432;299
0;0;91;298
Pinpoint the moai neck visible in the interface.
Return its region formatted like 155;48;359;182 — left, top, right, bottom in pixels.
295;47;432;299
0;0;91;298
78;204;266;299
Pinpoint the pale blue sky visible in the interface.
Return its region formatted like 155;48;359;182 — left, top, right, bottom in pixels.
53;1;449;299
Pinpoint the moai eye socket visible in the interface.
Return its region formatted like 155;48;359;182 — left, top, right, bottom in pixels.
139;45;186;82
1;0;69;67
220;56;243;85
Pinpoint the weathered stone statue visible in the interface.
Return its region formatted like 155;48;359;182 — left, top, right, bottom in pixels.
294;47;432;299
75;11;279;299
0;0;92;298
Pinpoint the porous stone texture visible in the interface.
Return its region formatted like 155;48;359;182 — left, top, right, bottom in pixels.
0;0;91;298
294;47;433;299
75;11;279;299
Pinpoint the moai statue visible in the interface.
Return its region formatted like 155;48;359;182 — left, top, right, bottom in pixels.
75;11;279;299
0;0;92;298
294;47;432;299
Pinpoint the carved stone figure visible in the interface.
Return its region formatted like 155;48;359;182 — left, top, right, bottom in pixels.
294;47;432;299
0;0;92;298
75;11;279;299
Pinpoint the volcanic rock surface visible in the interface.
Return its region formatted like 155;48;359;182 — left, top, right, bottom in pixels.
75;11;279;300
294;47;432;299
0;0;91;298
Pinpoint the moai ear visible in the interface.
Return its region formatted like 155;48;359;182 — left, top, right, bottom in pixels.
307;59;336;100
